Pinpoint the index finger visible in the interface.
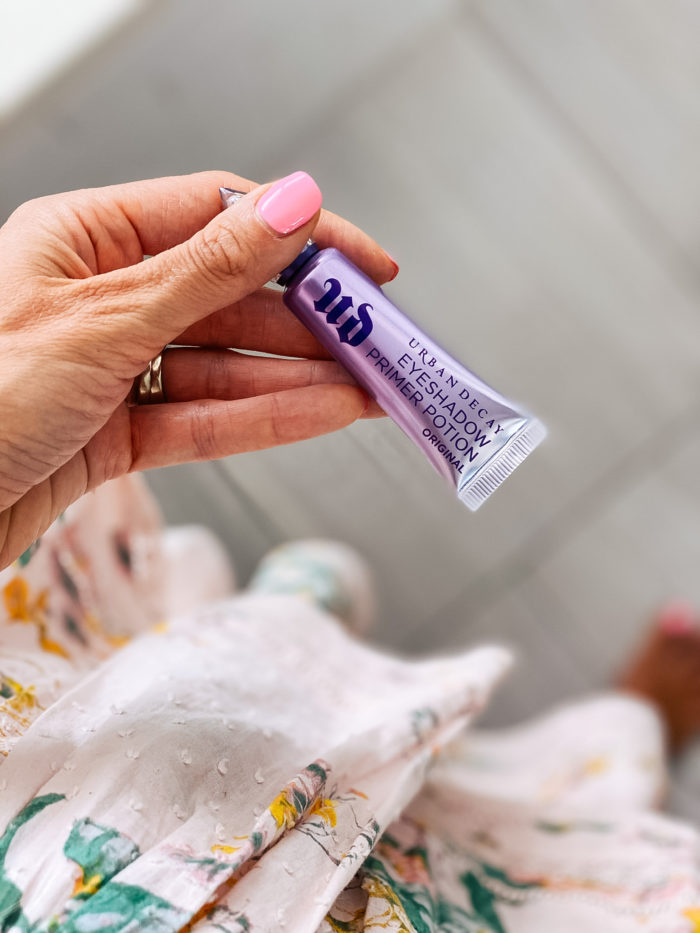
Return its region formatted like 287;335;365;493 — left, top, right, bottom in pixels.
314;208;399;285
75;171;398;285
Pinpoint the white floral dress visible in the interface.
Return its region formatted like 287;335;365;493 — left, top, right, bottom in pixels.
0;476;698;932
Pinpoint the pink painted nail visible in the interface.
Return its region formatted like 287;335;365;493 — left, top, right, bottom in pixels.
385;252;400;281
659;600;696;635
256;171;322;235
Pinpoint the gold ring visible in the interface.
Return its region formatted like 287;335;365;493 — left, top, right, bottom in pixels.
131;352;166;405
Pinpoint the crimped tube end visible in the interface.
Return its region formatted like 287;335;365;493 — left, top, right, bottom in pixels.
458;419;547;511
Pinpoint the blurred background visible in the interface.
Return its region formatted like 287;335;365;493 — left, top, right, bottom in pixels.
2;1;700;814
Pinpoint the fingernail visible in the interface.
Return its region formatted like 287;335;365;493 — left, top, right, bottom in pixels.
659;601;696;635
256;171;322;235
385;251;399;281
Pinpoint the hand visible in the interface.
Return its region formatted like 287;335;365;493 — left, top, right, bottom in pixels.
0;171;396;568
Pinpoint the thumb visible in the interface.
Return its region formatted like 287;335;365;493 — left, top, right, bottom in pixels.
98;171;322;350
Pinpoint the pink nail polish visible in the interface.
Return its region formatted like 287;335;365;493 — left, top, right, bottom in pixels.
256;171;322;235
659;601;696;635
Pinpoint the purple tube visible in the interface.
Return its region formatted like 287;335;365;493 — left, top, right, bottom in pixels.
221;189;545;510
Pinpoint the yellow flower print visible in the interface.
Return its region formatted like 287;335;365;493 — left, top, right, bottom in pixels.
0;674;42;751
684;907;700;931
84;611;130;649
268;761;330;834
582;756;609;776
325;910;366;933
309;796;338;828
72;872;102;898
0;675;38;717
269;790;301;830
4;577;46;619
540;755;612;802
210;832;252;856
363;874;413;931
3;577;69;658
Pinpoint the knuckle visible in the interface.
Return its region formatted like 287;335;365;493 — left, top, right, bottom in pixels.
3;194;79;244
204;351;225;399
187;225;254;283
189;404;221;460
5;194;55;226
267;393;287;447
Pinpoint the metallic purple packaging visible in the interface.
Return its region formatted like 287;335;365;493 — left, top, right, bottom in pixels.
221;189;546;510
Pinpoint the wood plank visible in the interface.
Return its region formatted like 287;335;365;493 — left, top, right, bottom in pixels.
0;0;147;123
145;462;279;585
0;0;455;219
672;744;700;823
416;582;590;728
225;20;700;647
474;0;700;271
531;428;700;685
221;423;487;647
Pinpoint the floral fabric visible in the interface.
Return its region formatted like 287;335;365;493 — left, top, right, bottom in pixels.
0;476;698;932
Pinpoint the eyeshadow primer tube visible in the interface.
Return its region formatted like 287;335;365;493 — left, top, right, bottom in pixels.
221;189;546;510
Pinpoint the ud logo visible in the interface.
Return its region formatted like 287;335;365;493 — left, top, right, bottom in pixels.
313;278;374;346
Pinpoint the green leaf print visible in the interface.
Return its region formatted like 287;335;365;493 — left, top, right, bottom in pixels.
59;882;188;933
0;877;26;933
362;854;486;933
178;853;233;881
461;872;507;933
0;793;65;931
63;818;140;899
458;858;544;931
479;862;539;892
324;920;356;933
0;793;64;867
435;898;482;933
0;802;185;932
362;855;437;933
16;541;40;568
203;905;251;932
307;762;328;782
535;819;612;835
410;708;439;744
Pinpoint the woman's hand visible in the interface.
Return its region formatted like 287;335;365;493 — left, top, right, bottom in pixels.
0;171;396;568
